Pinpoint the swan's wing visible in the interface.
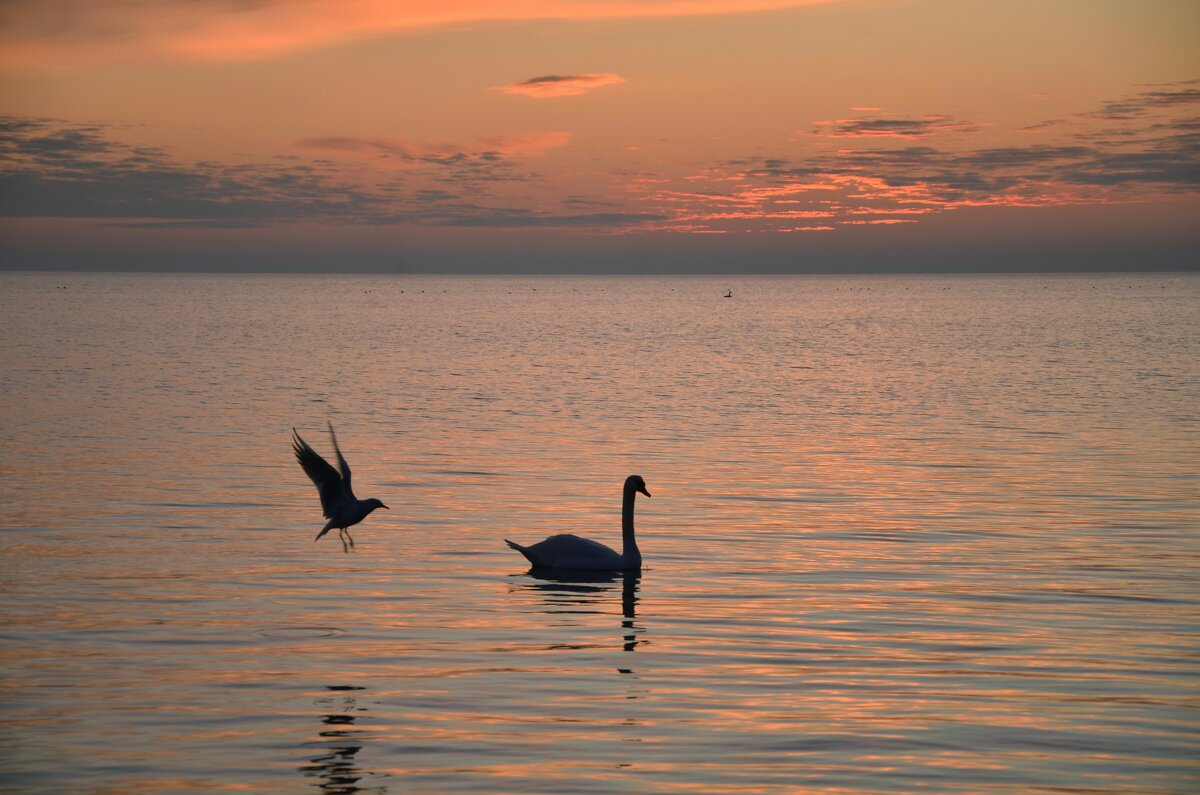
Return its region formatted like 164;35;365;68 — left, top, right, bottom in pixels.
293;429;349;518
534;534;614;554
527;534;621;568
326;421;356;499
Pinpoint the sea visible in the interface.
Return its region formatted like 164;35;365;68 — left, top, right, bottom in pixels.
0;271;1197;794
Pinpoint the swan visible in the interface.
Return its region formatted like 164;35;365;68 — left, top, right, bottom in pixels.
505;475;650;571
292;423;388;551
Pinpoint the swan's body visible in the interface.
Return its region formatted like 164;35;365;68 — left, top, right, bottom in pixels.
506;475;650;571
292;423;388;551
508;534;626;570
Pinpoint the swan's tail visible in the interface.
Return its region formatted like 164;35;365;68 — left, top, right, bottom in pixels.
505;539;536;564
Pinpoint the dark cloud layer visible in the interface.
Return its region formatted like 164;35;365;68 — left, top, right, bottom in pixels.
0;116;385;222
0;117;582;227
445;210;668;228
1088;81;1200;120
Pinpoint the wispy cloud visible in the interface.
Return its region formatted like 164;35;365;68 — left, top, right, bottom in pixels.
294;132;571;162
1018;119;1066;134
498;73;626;98
812;113;981;138
0;1;842;65
474;131;573;155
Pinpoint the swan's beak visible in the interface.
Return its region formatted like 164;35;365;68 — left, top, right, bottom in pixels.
381;503;390;509
638;487;651;498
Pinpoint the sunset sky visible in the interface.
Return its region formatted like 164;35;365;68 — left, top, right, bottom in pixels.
1;0;1197;272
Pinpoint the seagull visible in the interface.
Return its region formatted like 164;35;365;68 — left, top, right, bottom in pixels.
292;423;388;551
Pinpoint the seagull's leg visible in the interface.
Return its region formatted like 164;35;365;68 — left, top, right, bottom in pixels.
344;528;356;549
338;529;350;553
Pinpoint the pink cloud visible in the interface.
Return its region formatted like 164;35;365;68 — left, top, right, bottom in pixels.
0;1;844;65
497;73;626;98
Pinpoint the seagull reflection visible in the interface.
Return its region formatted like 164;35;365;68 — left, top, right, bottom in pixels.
514;570;646;657
298;686;386;794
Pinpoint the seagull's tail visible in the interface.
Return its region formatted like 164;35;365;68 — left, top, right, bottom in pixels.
315;522;336;541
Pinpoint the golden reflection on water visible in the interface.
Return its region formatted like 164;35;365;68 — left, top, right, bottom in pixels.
0;273;1197;793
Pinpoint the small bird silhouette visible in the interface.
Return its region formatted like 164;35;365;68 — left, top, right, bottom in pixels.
292;423;388;551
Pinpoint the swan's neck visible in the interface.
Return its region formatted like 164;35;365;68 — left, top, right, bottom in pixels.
621;484;641;564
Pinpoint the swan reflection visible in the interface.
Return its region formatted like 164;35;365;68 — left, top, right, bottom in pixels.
299;686;386;794
513;570;646;657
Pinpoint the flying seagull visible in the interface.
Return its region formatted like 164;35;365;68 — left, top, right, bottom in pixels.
292;423;388;551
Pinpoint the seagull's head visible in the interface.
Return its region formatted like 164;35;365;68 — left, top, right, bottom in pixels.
365;498;389;512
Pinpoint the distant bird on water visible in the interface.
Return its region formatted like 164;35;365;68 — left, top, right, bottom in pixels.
292;423;388;551
506;475;650;571
724;290;733;298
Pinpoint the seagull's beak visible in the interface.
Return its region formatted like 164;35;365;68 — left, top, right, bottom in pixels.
638;486;651;498
381;503;390;509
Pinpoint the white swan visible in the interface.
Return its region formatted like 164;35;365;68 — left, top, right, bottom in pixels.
506;475;650;571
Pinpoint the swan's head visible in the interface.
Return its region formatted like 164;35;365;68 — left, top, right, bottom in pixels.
627;475;651;498
366;498;389;511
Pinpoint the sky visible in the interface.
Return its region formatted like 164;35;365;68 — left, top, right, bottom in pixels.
0;0;1197;272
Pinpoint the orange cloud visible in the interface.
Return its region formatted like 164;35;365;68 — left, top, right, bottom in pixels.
498;73;626;98
0;1;845;65
839;219;918;225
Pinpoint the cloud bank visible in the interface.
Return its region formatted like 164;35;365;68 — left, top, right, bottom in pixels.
0;117;662;230
630;83;1200;233
1;84;1196;235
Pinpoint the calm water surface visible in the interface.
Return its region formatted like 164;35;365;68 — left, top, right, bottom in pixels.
1;273;1197;794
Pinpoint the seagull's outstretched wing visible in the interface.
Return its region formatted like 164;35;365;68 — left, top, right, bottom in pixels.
327;421;355;499
293;428;348;518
